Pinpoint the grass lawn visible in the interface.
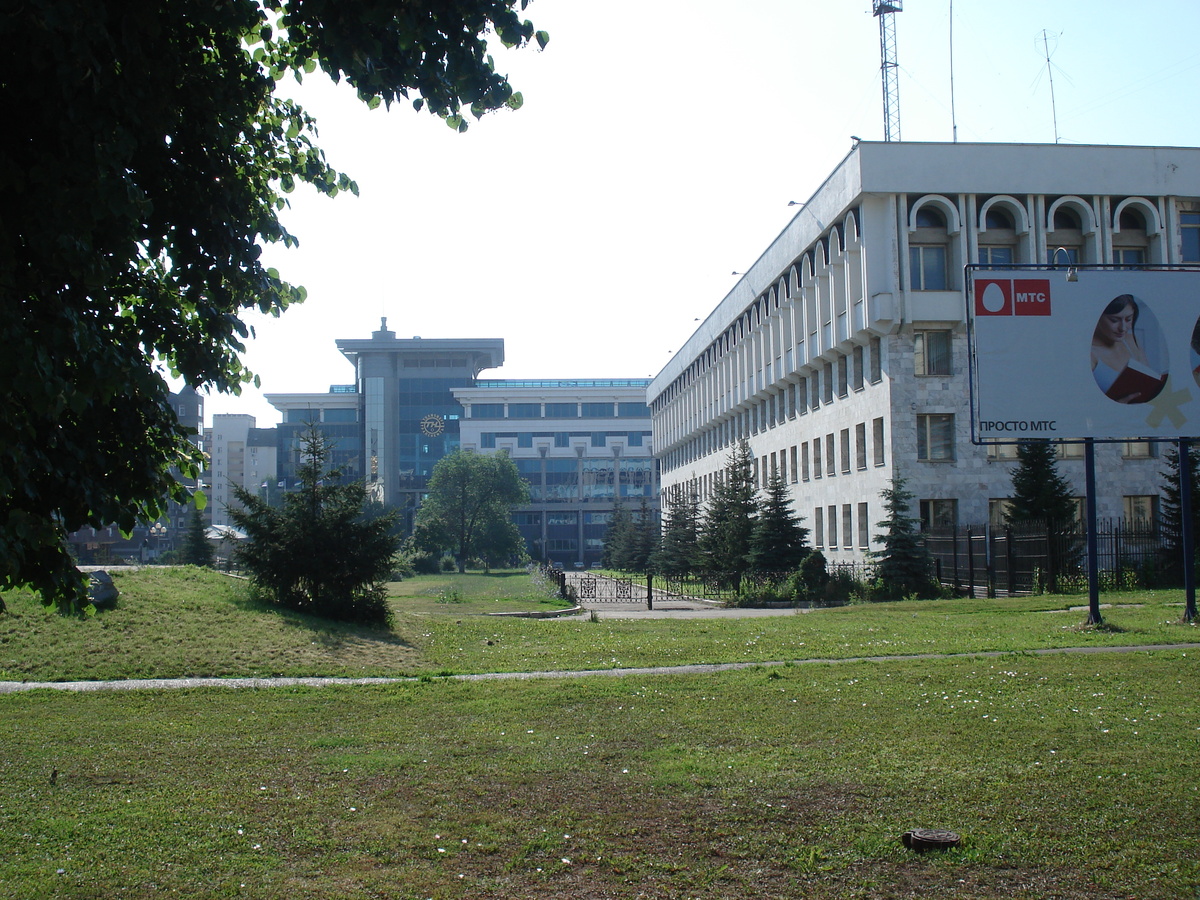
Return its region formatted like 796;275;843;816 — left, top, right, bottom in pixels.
0;568;1197;898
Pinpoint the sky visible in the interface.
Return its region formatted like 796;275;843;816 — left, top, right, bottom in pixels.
200;0;1200;427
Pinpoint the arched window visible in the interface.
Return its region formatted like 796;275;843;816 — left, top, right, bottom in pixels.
1047;205;1085;264
979;206;1018;266
910;206;949;291
1113;207;1149;267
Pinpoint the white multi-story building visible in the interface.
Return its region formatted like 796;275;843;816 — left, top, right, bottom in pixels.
203;414;278;528
455;380;658;568
650;141;1200;563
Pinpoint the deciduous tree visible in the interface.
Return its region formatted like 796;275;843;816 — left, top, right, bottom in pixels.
1;0;546;609
413;450;529;573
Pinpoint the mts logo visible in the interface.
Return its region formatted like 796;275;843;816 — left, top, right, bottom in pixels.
975;278;1052;316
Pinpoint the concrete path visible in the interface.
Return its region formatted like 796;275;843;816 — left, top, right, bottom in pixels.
1;643;1196;694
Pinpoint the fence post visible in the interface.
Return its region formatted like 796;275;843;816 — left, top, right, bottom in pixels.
1006;526;1015;597
646;573;653;610
966;527;975;598
953;528;961;593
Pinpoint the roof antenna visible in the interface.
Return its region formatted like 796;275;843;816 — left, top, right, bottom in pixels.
1039;29;1062;144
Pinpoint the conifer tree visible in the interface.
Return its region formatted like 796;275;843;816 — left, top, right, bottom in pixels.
602;503;634;570
700;439;758;587
653;486;702;577
871;472;935;600
180;505;215;568
1160;442;1200;566
230;429;400;626
749;471;810;572
624;497;660;574
1005;440;1077;528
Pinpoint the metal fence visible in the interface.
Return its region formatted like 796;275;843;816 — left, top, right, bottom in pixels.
923;517;1173;596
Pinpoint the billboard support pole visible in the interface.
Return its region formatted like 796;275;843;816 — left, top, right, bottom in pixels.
1180;438;1197;622
1084;438;1102;625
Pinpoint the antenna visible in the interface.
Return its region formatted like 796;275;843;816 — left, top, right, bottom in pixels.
949;0;958;143
873;0;903;142
1039;29;1061;144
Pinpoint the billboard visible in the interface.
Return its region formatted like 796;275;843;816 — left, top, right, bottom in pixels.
969;268;1200;441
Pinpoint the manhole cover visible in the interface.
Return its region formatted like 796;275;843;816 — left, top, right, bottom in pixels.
901;828;961;852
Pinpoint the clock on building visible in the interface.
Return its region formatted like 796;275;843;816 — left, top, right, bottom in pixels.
420;413;445;437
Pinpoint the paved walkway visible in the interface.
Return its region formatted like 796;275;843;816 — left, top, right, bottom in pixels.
2;643;1196;693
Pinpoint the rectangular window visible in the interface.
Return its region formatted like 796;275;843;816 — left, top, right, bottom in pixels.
823;363;834;404
810;372;821;411
857;502;870;549
582;402;615;418
837;354;849;397
545;403;578;418
627;431;644;447
872;417;885;466
1123;440;1156;458
554;432;570;448
986;443;1020;460
869;337;883;383
852;345;864;390
1047;246;1080;265
813;438;822;479
978;245;1014;266
814;507;824;548
919;499;958;533
909;244;948;290
1114;248;1146;266
778;451;786;483
481;433;496;449
825;433;836;477
1182;212;1200;262
508;403;541;418
473;403;505;419
989;498;1013;529
1123;495;1158;522
840;428;851;473
827;505;838;549
917;414;955;461
617;402;650;418
1057;441;1084;460
842;505;853;549
591;432;606;448
856;422;867;470
790;445;799;483
518;432;533;448
802;443;811;481
914;330;952;376
796;378;807;415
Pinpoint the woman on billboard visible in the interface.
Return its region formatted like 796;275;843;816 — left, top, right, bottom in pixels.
1090;294;1168;403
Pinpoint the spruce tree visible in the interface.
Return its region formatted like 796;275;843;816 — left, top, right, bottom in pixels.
699;439;758;587
748;471;810;572
1160;442;1200;569
625;497;660;574
1005;440;1077;528
230;429;400;626
870;472;935;600
653;486;702;577
602;503;634;570
180;504;214;568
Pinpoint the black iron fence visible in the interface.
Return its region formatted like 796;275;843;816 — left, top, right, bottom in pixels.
923;517;1174;596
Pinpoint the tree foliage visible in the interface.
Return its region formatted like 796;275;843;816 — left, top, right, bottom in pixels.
229;430;401;626
699;440;759;585
1160;442;1200;565
1005;440;1077;528
749;471;810;571
413;450;529;572
653;486;702;577
871;472;936;600
0;0;546;608
180;506;215;569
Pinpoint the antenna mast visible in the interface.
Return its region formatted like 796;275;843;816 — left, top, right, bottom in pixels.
873;0;903;142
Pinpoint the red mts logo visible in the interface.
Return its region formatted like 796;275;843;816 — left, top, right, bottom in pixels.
975;279;1052;316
